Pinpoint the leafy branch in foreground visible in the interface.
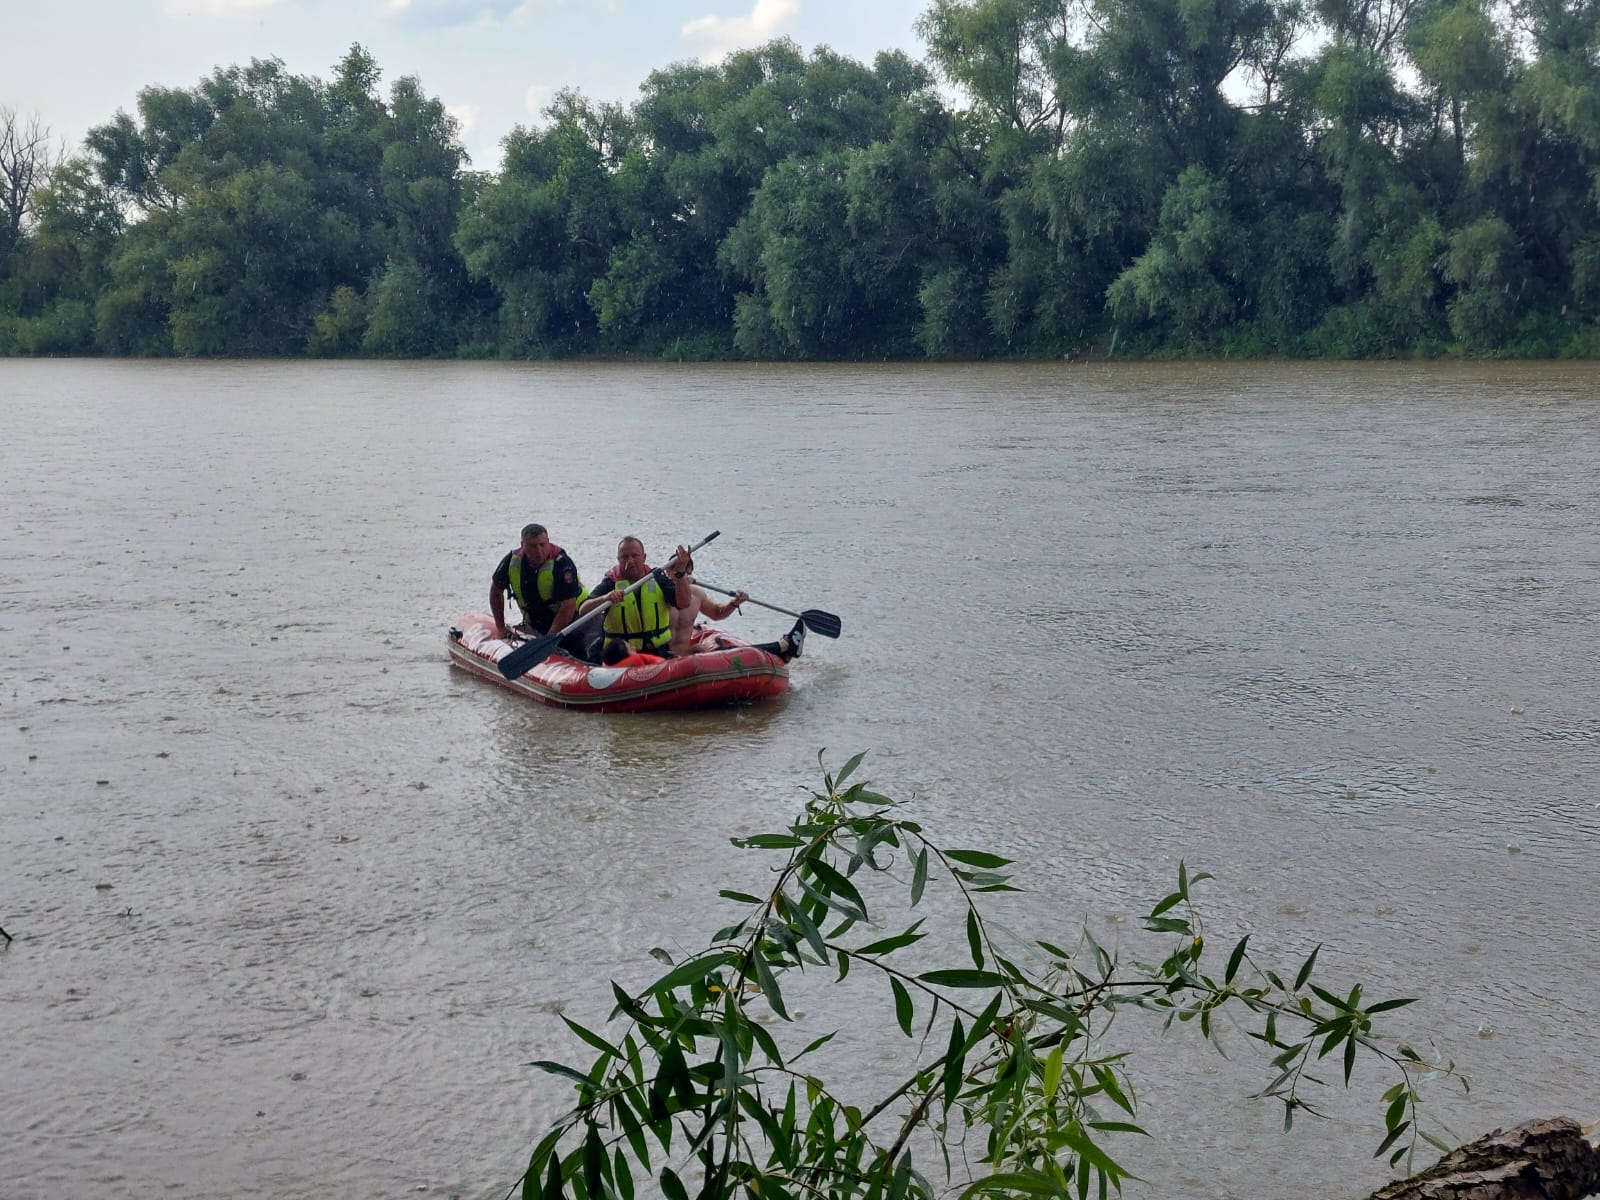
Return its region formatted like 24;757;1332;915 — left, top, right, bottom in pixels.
515;753;1466;1200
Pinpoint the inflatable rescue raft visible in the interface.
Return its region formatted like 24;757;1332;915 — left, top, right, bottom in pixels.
447;612;789;713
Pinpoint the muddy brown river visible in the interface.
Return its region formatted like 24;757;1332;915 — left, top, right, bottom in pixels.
2;359;1596;1199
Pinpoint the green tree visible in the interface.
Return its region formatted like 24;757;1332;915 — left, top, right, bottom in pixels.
516;756;1463;1200
1107;164;1247;344
916;0;1076;148
456;91;628;355
1444;213;1526;347
1406;0;1509;167
308;284;366;355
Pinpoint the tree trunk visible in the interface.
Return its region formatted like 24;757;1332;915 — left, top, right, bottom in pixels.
1369;1117;1600;1200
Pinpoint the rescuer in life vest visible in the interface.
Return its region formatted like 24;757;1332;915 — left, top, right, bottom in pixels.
578;535;697;657
490;523;591;655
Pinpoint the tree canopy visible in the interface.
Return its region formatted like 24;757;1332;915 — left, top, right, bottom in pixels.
6;0;1600;359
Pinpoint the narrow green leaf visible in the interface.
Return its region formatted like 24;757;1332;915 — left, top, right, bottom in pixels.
1310;983;1347;1010
797;1030;837;1059
959;1171;1067;1197
752;950;791;1020
582;1125;605;1197
966;910;984;969
610;981;648;1021
660;1167;690;1200
778;893;829;962
561;1015;620;1061
942;1017;966;1112
1365;997;1417;1014
747;1017;784;1068
1294;945;1321;991
945;849;1012;869
1149;891;1183;918
891;977;914;1036
890;1155;912;1200
614;1094;649;1164
649;951;737;995
524;1127;566;1197
1384;1092;1408;1131
797;875;867;923
806;857;870;919
834;751;867;788
538;1141;562;1200
1086;1121;1146;1135
613;1148;634;1200
1375;1121;1410;1157
919;969;1008;989
1144;916;1190;934
719;889;765;905
854;923;926;957
733;833;805;849
1225;936;1249;983
911;848;928;906
529;1060;599;1092
965;993;1004;1049
1043;1044;1064;1099
1057;1122;1126;1182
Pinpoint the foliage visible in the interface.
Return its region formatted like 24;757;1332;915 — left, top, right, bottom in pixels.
9;3;1600;360
516;755;1465;1200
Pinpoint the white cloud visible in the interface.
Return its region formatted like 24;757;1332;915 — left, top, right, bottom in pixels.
446;102;480;136
524;84;554;117
681;0;801;62
386;0;529;30
161;0;282;13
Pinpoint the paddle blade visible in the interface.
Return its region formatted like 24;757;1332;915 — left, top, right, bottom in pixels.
800;609;842;638
498;631;562;679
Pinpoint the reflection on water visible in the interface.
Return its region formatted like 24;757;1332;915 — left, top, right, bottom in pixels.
2;359;1598;1200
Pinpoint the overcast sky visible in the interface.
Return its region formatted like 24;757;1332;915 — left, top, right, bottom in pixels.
8;0;934;171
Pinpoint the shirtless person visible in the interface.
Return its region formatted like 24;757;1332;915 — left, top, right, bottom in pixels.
662;547;804;661
663;549;746;656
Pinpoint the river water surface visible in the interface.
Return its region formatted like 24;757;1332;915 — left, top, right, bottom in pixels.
2;360;1597;1199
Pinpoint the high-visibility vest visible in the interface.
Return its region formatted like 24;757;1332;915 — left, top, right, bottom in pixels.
602;575;671;652
508;554;588;632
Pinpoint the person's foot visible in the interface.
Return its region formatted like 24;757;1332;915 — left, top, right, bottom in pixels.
780;619;806;661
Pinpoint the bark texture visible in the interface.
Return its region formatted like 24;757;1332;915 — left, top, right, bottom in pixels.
1369;1117;1600;1200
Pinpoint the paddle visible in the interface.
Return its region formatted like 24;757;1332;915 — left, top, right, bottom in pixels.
498;531;720;680
694;580;842;639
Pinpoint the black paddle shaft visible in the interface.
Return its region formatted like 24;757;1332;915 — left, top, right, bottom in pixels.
694;580;842;638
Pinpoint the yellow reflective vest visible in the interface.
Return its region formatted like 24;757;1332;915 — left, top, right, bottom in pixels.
602;574;672;652
508;554;589;633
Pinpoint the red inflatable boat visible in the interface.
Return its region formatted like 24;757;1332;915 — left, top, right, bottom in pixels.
447;613;789;712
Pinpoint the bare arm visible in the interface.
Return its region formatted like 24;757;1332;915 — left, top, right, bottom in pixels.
491;586;511;637
663;547;694;609
579;579;623;616
548;598;579;634
695;586;747;622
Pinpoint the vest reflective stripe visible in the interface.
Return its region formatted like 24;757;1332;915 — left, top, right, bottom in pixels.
603;576;671;651
508;554;588;629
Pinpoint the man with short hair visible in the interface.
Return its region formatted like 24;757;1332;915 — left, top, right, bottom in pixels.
578;536;680;657
490;524;588;647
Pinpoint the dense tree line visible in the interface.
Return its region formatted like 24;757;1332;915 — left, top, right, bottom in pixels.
4;0;1600;360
